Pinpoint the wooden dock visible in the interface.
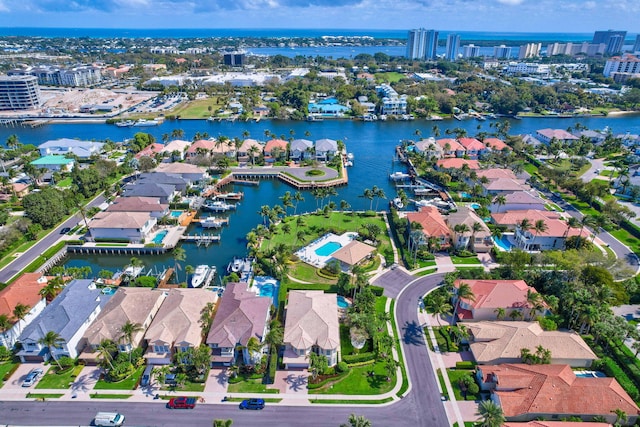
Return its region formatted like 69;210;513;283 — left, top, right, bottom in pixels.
157;268;174;287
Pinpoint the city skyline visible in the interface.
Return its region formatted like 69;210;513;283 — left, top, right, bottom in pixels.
0;0;637;33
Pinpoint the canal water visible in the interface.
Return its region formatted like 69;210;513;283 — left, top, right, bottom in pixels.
1;115;639;278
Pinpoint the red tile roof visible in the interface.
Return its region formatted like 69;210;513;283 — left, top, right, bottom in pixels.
484;138;511;151
476;168;518;180
406;206;452;241
436;138;465;152
264;139;288;154
454;279;543;313
482;364;639;419
436;158;480;170
135;143;164;159
458;137;485;151
186;139;217;154
0;273;47;321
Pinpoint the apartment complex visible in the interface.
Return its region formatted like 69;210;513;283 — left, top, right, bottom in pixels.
462;44;481;58
518;43;541;59
493;45;512;59
9;65;102;87
603;54;640;81
0;75;41;110
592;30;627;54
445;34;460;61
406;28;438;60
546;42;606;57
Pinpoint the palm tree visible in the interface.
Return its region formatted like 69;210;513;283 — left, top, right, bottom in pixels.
579;215;596;239
373;186;386;211
199;301;216;338
12;302;30;335
265;320;284;352
452;282;475;324
248;145;260;166
340;414;372;427
96;339;117;371
246;336;263;364
476;399;505;427
494;307;506;320
38;331;66;369
258;205;271;226
172;246;186;283
0;314;11;347
532;219;548;251
361;188;374;210
453;223;470;250
612;408;628;426
119;321;144;362
293;191;304;215
493;194;507;213
39;277;65;302
470;222;483;252
526;289;544;320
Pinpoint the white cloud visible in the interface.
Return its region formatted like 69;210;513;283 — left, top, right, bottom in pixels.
496;0;524;4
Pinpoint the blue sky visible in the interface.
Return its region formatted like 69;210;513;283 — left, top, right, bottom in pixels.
0;0;637;33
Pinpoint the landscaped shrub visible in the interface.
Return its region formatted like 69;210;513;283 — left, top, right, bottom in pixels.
342;352;376;364
134;276;157;287
0;346;12;361
363;210;377;217
336;361;349;373
594;357;640;400
56;356;75;370
455;361;476;369
267;351;277;384
369;286;384;297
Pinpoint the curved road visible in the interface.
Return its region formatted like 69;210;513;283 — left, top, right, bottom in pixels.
0;274;450;427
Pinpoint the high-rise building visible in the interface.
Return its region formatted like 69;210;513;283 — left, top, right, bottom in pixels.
223;52;245;66
518;43;542;59
634;35;640;53
406;28;438;60
603;54;640;77
0;75;41;111
462;44;481;58
445;34;461;61
592;30;627;54
493;45;512;59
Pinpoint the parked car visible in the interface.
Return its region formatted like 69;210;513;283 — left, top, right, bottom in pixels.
166;397;197;409
60;227;71;234
94;412;125;426
140;365;153;387
165;373;177;386
239;398;265;410
21;368;44;387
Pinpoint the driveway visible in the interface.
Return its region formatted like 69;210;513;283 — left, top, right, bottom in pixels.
273;369;309;395
373;267;415;298
2;362;46;390
205;368;229;394
580;157;608;183
70;366;101;395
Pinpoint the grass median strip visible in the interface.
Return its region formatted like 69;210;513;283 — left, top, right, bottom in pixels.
27;393;64;399
310;397;393;404
90;393;132;399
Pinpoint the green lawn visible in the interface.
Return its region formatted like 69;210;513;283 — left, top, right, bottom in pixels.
315;361;395;395
416;259;437;268
36;366;79;389
390;299;409;398
447;368;481;401
436;369;449;400
26;393;64;399
160;380;205;392
227;378;279;394
169;98;224;119
93;366;144;390
310;397;393;404
610;229;640;255
56;177;72;188
90;393;132;399
289;262;336;284
415;268;437;277
374;72;405;83
226;397;282;403
0;362;18;385
450;256;481;265
454;267;485;274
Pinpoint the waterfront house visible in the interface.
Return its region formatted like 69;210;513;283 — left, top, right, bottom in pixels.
458;137;487;159
475;168;518;181
154;162;207;185
574;130;607;144
79;287;166;364
476;364;638;423
453;279;548;322
144;288;218;365
446;207;492;253
186;139;217;161
329;240;376;271
237;139;263;163
206;282;271;367
134;143;164;160
314;138;338;161
264;139;288;162
160;139;191;160
414;138;443;158
283;290;339;369
122;182;177;204
38;138;104;159
467;321;596;367
406;206;452;249
88;211;156;244
436;138;465;158
17;279;112;362
137;172;189;193
482;178;531;196
489;191;546;213
289;139;313;161
483;137;511;152
0;273;48;348
29;155;74;172
435;158;480;171
535;129;579;145
491;209;561;231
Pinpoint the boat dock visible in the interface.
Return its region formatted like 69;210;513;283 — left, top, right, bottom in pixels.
180;234;221;247
157;268;174;287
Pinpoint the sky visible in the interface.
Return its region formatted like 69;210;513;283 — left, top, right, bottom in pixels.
0;0;637;33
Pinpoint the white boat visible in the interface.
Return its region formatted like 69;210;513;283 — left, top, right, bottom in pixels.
115;120;134;127
190;265;211;288
344;160;353;167
123;265;144;278
132;119;160;127
227;257;245;273
203;200;236;212
346;153;354;161
414;199;432;207
379;115;387;121
389;171;411;181
200;216;225;228
215;192;243;200
392;197;404;209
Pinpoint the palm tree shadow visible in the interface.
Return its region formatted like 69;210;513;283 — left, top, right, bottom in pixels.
285;374;307;392
402;320;425;347
216;369;229;386
70;369;101;393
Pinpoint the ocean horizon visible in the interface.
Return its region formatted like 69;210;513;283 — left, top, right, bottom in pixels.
0;27;602;41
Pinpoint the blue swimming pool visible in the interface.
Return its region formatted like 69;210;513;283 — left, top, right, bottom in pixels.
254;277;280;308
101;287;115;296
493;235;514;251
259;283;275;298
469;203;481;210
170;210;182;218
337;295;350;309
574;371;605;378
460;192;472;199
153;230;168;244
315;241;342;257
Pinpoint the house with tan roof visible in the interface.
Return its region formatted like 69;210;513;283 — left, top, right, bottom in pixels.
476;364;638;423
476;168;518;181
490;191;546;213
466;321;597;367
536;129;579;145
446;207;492;253
106;196;169;218
491;209;560;230
160;139;191;160
79;288;166;364
436;138;465;157
458;137;487;158
453;279;548;321
186;139;217;161
206;282;271;367
315;138;339;161
484;137;511;151
406;206;452;249
482;178;531;196
329;240;376;270
0;273;48;348
436;158;480;170
414;138;443;158
264;139;288;161
88;211;156;244
503;212;590;251
154;162;207;184
237;139;263;162
144;288;217;365
283;290;340;368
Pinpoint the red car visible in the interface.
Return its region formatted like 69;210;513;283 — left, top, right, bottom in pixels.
166;397;197;409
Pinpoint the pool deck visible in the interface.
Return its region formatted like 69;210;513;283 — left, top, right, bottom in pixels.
295;232;357;268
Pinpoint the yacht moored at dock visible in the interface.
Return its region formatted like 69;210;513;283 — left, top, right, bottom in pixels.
203;200;236;212
190;265;216;288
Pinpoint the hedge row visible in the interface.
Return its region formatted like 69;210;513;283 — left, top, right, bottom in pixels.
342;352;376;364
346;359;376;368
369;286;384;297
268;351;277;385
307;370;349;390
593;357;640;401
455;361;476;369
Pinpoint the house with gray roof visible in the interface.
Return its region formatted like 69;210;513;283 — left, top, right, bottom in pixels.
16;279;112;362
490;191;546;213
39;138;104;159
154;162;207;184
206;282;271;367
122;182;177;204
289;139;313;161
314;138;338;161
138;172;189;193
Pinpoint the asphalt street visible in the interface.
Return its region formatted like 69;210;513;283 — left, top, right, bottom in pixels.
0;273;450;427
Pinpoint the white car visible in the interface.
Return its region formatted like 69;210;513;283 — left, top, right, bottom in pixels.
22;368;44;387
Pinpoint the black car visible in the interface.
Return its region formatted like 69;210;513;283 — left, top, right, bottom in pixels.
239;398;265;410
60;227;71;234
